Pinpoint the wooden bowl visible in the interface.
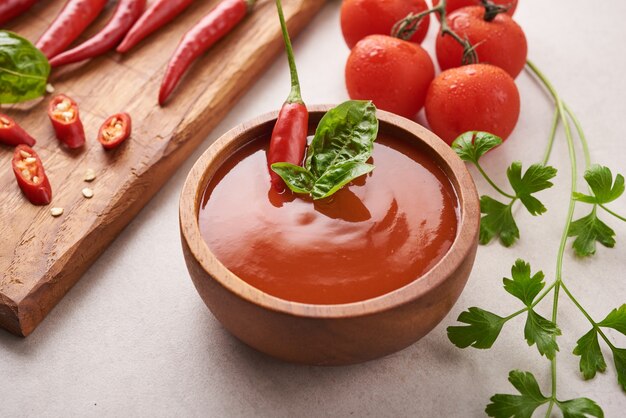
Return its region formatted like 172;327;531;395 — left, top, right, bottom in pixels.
180;106;480;365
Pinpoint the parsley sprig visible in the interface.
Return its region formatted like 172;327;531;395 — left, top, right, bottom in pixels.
447;60;626;417
452;132;557;246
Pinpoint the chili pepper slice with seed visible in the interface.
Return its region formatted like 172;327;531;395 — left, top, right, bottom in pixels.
116;0;194;53
0;114;36;147
12;145;52;205
36;0;108;59
158;0;256;106
49;0;146;67
266;0;308;192
48;94;86;149
0;0;38;25
98;112;131;150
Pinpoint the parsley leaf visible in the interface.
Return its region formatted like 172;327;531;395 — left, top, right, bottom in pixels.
610;347;626;391
557;397;604;418
502;259;545;306
524;309;561;359
452;131;502;164
480;196;519;246
507;162;558;216
573;329;607;380
447;307;506;349
568;210;616;257
573;165;625;204
598;304;626;336
485;370;549;418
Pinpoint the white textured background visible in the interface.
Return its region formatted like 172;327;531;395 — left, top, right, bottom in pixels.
1;0;625;416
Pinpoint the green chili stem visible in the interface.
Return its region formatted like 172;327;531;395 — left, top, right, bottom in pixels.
474;162;516;199
275;0;303;104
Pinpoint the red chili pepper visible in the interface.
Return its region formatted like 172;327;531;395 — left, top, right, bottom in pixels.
35;0;108;59
12;145;52;205
0;0;38;25
98;112;131;150
267;0;308;192
0;114;36;147
48;94;86;149
49;0;146;67
116;0;194;53
158;0;254;106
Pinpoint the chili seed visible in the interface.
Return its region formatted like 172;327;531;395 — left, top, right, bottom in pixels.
24;157;37;164
0;117;10;126
19;150;32;158
82;188;94;199
32;176;39;184
84;169;96;182
50;207;64;217
46;84;55;94
21;169;30;179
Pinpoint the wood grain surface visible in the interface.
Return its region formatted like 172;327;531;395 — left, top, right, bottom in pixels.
0;0;326;337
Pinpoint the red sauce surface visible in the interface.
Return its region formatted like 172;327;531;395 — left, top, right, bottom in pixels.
199;135;459;304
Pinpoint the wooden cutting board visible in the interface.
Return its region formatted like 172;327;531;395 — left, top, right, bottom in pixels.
0;0;326;337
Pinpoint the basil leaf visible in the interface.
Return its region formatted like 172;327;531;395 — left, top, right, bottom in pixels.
306;100;378;177
311;161;374;200
271;162;315;194
0;31;50;104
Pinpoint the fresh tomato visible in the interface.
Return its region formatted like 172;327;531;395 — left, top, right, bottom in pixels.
98;113;131;150
345;35;434;119
434;0;518;16
48;94;86;149
425;64;520;144
436;6;527;78
340;0;430;49
12;145;52;205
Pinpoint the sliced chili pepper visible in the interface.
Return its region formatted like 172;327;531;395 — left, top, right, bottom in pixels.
0;0;38;26
35;0;108;59
49;0;146;67
116;0;194;53
12;145;52;205
267;0;308;192
158;0;255;106
98;112;131;150
48;94;86;149
0;113;36;147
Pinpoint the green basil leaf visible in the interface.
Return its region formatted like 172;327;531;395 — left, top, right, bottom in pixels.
270;163;315;194
311;161;374;200
0;31;50;104
305;100;378;177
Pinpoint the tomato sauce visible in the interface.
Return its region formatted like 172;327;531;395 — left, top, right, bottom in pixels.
199;135;459;305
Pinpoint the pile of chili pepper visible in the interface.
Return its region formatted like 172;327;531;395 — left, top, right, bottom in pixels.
2;93;132;206
266;0;309;192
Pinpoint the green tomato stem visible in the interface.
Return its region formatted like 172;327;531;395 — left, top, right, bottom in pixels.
274;0;303;104
474;161;516;199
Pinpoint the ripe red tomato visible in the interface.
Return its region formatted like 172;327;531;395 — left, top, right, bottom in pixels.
340;0;431;49
436;6;527;78
346;35;435;119
433;0;518;16
425;64;520;144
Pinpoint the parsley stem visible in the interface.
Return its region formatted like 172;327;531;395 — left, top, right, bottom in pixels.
503;281;556;321
526;60;580;417
560;281;617;351
542;109;559;165
599;204;626;222
474;162;516;199
564;104;591;170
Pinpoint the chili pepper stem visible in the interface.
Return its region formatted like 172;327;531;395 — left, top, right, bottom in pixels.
275;0;303;104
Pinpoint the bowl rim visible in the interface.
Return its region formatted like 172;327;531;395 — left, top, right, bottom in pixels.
180;105;479;319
